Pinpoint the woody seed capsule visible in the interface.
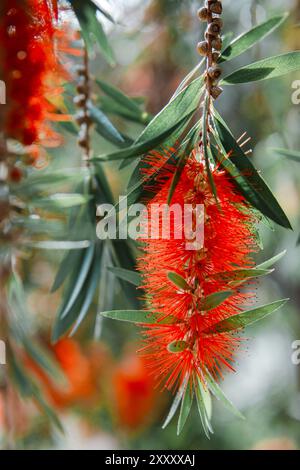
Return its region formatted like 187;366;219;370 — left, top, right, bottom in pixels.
73;94;86;107
211;37;222;51
197;41;209;56
75;110;91;126
207;22;221;36
208;66;222;80
210;86;223;99
75;65;87;76
212;52;221;64
76;83;86;94
197;7;208;21
212;17;223;28
78;124;89;148
78;137;88;148
209;1;223;14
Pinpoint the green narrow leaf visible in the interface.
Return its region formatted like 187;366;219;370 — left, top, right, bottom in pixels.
13;169;88;194
14;217;65;237
200;382;212;422
167;151;187;205
162;379;187;429
135;76;203;146
70;0;115;65
51;249;83;292
222;52;300;84
177;385;193;435
124;107;194;178
167;272;190;291
52;289;84;342
109;124;195;219
212;268;273;284
57;120;78;136
205;369;244;419
89;105;127;147
32;193;91;210
97;79;144;116
221;32;234;51
167;123;200;204
99;94;151;126
203;299;289;334
60;244;95;320
94;2;116;24
171;60;204;97
107;267;141;286
273;148;300;162
70;251;102;335
10;351;63;432
202;95;218;202
30;241;90;250
200;291;233;311
52;247;94;341
195;377;213;438
20;339;65;384
114;154;172;213
100;309;177;325
110;240;141;309
212;114;292;229
257;250;287;270
91;114;194;162
219;14;288;63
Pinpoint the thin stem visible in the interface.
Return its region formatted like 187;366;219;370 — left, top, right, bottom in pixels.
75;45;92;169
197;1;223;142
205;1;214;98
83;46;91;166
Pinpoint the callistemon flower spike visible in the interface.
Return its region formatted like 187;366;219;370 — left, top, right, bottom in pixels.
0;0;71;165
137;0;280;436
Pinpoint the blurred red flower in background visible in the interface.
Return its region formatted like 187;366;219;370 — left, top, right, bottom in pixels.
27;339;100;409
0;0;73;165
112;351;159;430
27;340;160;432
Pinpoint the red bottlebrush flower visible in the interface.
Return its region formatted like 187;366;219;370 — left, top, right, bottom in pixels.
0;0;67;152
138;147;258;393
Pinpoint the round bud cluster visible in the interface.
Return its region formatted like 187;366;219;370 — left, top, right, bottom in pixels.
197;1;223;100
74;64;92;156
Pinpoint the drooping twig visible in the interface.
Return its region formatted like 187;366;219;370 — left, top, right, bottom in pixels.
74;46;92;167
196;0;224;156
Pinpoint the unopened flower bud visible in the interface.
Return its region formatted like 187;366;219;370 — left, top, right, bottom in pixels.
197;41;209;56
197;7;208;21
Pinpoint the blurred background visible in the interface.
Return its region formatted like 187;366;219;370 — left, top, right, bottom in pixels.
1;0;300;450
